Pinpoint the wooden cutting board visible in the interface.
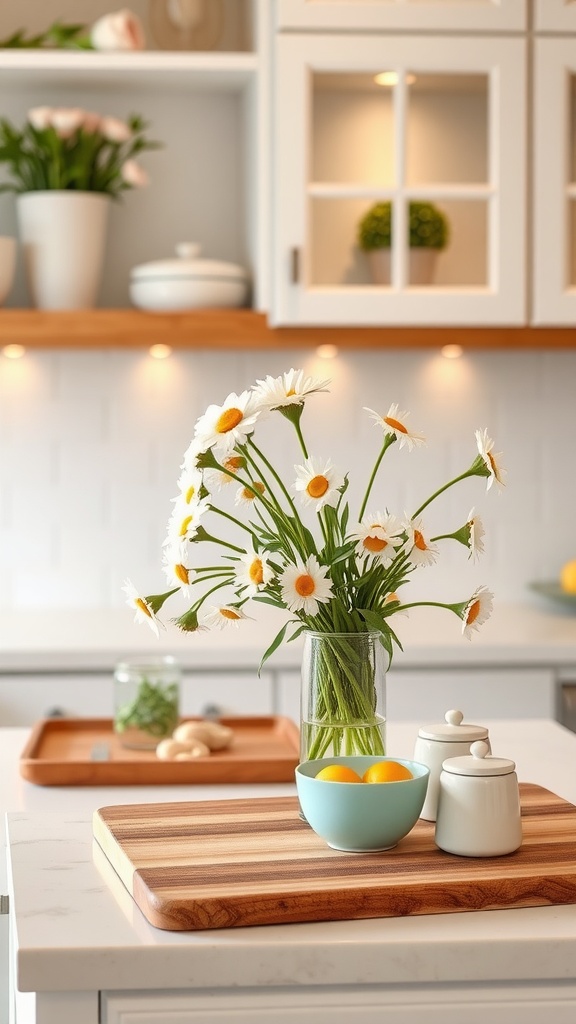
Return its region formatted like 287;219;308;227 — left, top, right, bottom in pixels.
93;783;576;932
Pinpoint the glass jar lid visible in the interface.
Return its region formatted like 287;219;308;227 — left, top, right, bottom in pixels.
417;709;489;743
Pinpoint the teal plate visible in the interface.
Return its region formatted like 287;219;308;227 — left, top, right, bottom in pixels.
529;580;576;609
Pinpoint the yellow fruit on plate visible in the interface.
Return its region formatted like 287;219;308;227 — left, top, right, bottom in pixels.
315;764;362;783
362;760;413;784
560;560;576;594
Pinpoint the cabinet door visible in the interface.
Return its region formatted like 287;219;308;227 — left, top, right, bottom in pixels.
533;39;576;324
534;0;576;30
276;1;526;32
272;34;526;326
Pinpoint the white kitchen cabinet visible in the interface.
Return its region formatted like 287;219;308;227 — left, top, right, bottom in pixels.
276;0;526;32
533;37;576;325
534;0;576;30
271;33;526;326
0;0;271;313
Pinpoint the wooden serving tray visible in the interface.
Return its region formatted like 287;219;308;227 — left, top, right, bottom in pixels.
20;716;299;786
93;783;576;931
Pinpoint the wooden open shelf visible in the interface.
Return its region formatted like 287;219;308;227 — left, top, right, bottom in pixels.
1;309;576;350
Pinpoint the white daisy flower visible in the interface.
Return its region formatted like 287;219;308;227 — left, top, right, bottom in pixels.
383;591;409;617
203;454;246;493
235;547;275;596
122;578;163;637
293;456;344;512
234;480;266;506
466;507;485;562
279;555;333;616
162;542;194;596
253;368;330;409
405;518;439;567
164;496;210;545
193;390;261;454
461;585;494;639
475;428;506;490
174;467;203;505
181;436;209;471
199;604;253;630
349;512;404;565
364;403;425;451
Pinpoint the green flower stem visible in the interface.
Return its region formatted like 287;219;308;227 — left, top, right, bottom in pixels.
208;504;260;544
293;418;309;459
411;465;483;520
240;443;310;560
193;523;246;554
247;437;302;523
358;433;396;521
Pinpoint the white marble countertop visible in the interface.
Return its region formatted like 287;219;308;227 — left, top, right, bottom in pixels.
5;719;576;995
1;598;576;673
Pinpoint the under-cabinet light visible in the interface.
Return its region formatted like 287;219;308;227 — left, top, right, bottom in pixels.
149;343;172;360
441;344;463;359
374;72;416;87
316;344;339;360
2;344;25;359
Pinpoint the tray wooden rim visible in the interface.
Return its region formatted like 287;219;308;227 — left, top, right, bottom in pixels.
20;715;300;786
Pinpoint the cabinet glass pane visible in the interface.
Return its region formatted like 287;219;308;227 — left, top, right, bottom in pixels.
312;73;395;184
570;75;576;183
406;74;488;186
570;201;576;287
310;198;488;287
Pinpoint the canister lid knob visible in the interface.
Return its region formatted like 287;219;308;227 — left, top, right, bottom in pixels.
445;709;464;726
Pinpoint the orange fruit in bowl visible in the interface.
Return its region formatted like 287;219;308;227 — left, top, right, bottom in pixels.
315;764;363;783
362;760;413;784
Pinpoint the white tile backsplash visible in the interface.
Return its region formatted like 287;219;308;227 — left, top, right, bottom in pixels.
0;346;572;612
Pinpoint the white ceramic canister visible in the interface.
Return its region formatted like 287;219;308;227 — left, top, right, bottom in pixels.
414;709;490;822
435;740;522;858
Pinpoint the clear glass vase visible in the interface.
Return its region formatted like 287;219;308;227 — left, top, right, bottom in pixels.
113;655;181;750
300;630;386;763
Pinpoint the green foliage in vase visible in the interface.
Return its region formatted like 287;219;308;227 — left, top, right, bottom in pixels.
358;201;450;251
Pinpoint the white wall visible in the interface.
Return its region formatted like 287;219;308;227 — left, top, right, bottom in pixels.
0;346;573;615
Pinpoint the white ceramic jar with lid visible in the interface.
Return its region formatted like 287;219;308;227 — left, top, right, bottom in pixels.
435;740;522;858
414;709;490;822
130;242;249;311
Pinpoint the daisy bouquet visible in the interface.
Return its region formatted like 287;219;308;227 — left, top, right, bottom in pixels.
126;368;504;760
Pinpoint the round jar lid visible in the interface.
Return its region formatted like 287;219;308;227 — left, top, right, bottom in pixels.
131;242;248;282
417;709;489;743
442;740;516;776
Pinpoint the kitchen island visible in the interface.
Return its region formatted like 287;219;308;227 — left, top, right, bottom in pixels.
4;719;576;1024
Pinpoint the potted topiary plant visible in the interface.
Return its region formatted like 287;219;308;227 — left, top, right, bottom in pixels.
357;200;450;285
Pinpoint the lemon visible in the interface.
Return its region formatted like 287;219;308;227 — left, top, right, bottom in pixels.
560;560;576;594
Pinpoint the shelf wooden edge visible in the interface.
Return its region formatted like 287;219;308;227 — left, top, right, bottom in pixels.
1;309;576;350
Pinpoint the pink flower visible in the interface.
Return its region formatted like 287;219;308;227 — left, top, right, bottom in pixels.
50;108;86;139
82;111;102;134
121;159;149;187
100;116;132;143
90;9;145;51
27;107;54;132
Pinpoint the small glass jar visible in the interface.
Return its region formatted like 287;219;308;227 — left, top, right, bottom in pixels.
113;655;181;750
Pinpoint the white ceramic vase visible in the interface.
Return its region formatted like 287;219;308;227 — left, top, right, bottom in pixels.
16;190;110;309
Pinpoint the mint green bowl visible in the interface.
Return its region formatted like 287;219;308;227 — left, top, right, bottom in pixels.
295;756;429;853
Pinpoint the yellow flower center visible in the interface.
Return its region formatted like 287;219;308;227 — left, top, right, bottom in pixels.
466;599;480;625
136;598;152;619
221;608;241;620
216;407;243;433
385;592;398;604
286;388;297;396
249;558;264;585
175;563;189;584
414;530;428;550
184;485;196;503
225;456;244;472
295;573;315;597
384;415;407;434
363;535;388;553
487;452;497;473
179;515;193;536
241;481;265;501
307;475;329;499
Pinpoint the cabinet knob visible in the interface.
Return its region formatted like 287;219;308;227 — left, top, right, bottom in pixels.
290;247;300;284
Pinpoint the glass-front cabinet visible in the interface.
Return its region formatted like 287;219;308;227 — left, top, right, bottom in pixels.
533;39;576;324
276;0;526;31
272;34;526;326
534;0;576;30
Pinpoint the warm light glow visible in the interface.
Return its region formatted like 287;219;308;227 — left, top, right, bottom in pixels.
149;343;172;360
374;72;416;87
316;343;339;360
2;344;25;359
441;344;464;360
